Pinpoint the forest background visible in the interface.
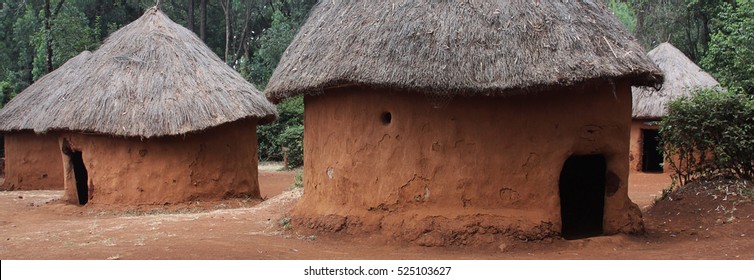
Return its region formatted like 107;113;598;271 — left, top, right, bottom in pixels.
0;0;751;167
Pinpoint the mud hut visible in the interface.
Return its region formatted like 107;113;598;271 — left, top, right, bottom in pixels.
630;43;720;173
0;7;276;205
0;51;92;190
266;1;663;242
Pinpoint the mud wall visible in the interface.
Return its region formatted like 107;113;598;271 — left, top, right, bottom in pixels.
293;80;643;245
629;121;671;173
2;132;64;190
59;119;260;205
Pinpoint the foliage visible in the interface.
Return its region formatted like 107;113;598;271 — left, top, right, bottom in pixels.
0;79;18;108
606;0;637;32
702;0;754;95
257;96;304;167
660;88;754;185
245;10;296;88
279;124;304;168
30;6;98;79
10;4;41;89
627;0;727;62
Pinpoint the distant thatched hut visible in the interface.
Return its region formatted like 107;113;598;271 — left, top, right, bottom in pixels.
266;1;662;242
0;51;92;190
630;43;720;173
0;8;276;205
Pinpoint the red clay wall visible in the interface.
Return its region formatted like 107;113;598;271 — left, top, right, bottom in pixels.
59;119;260;205
2;132;64;190
293;81;643;245
629;120;671;173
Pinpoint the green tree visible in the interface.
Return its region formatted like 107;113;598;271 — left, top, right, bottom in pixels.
702;0;754;94
31;4;97;79
606;0;637;32
660;88;754;185
12;4;42;88
628;0;729;62
0;79;18;108
246;9;296;88
257;96;304;166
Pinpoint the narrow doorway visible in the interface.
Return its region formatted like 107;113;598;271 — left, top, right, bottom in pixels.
641;129;663;172
68;151;89;205
559;155;606;239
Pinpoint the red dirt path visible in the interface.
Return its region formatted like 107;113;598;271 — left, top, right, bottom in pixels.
0;170;752;259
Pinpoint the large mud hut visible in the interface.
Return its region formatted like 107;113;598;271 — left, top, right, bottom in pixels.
630;43;720;173
0;51;92;191
0;7;277;205
266;0;663;243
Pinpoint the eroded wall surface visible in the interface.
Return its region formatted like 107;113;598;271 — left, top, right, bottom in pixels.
294;81;643;245
59;119;260;205
2;132;64;190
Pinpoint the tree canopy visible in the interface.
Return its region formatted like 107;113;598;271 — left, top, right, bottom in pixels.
0;0;751;167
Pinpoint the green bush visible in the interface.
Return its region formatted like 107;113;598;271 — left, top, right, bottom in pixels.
659;88;754;185
278;124;303;168
257;95;304;168
0;79;17;108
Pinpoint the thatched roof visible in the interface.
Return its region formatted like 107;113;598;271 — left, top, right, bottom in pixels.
265;0;663;102
0;7;276;138
632;43;720;119
0;51;92;132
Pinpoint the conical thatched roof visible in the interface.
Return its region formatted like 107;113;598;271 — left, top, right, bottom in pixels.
0;51;92;132
265;0;663;102
0;7;276;138
632;43;720;119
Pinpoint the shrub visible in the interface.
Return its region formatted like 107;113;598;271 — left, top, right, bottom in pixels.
278;124;303;168
659;88;754;185
257;95;303;167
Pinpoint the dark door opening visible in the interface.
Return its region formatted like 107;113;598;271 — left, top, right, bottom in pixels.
69;151;89;205
641;129;664;172
559;155;606;240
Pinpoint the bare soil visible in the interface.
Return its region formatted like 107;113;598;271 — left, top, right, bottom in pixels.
0;170;752;259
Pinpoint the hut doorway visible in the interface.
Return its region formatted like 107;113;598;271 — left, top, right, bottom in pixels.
559;154;606;239
641;129;663;172
64;150;89;205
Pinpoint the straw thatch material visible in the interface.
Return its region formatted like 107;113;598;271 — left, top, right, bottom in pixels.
632;43;720;119
265;0;662;102
0;51;92;132
0;7;276;138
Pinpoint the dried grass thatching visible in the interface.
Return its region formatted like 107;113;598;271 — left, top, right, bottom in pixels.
265;0;662;102
0;51;92;132
632;42;720;119
0;7;276;138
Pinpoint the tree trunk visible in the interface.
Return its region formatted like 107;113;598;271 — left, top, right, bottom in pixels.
187;0;195;32
221;0;231;61
44;0;53;73
200;0;207;41
233;2;253;63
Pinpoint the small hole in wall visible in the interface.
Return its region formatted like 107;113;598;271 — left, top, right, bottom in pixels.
381;112;392;125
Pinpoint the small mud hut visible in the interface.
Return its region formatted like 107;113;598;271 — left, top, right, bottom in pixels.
266;1;662;243
1;7;276;205
0;51;92;190
630;43;720;173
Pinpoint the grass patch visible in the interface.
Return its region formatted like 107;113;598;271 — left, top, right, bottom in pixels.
279;216;292;231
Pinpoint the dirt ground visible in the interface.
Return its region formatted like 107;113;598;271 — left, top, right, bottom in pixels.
0;169;752;259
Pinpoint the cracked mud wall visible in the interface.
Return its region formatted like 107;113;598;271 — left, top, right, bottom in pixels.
293;80;643;244
59;119;260;205
2;132;64;190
